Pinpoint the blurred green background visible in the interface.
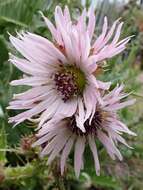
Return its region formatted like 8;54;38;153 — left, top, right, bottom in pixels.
0;0;143;189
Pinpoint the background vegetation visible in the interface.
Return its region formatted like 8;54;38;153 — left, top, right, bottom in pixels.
0;0;143;189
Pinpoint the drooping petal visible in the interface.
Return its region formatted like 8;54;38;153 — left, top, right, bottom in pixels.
40;127;67;157
76;98;86;132
47;129;71;164
88;135;100;176
74;137;86;178
38;98;63;128
51;99;78;122
97;130;123;161
60;135;75;175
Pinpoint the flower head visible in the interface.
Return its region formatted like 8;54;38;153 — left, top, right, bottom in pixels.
32;85;136;177
8;6;130;131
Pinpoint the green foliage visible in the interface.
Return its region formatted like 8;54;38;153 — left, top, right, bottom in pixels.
0;126;7;163
0;0;143;190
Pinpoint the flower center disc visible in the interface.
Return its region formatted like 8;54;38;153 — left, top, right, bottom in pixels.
54;65;86;102
69;109;103;136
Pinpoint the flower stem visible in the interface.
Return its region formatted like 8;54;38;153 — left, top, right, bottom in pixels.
132;92;143;98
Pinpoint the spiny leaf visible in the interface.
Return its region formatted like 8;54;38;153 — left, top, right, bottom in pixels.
0;36;9;65
0;16;28;27
0;125;7;163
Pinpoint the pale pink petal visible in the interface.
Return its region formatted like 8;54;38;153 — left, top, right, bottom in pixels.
77;8;87;34
93;16;108;52
87;6;96;40
107;129;132;148
99;18;121;50
10;76;49;86
9;93;58;125
76;98;86;132
40;11;63;45
13;86;52;100
40;128;67;157
9;89;54;109
70;28;80;64
83;86;94;121
32;128;60;147
86;59;98;73
103;84;124;100
37;121;66;137
47;130;71;164
8;94;49;110
83;85;97;122
52;99;78;121
80;32;90;62
88;135;100;176
87;75;99;88
116;36;131;46
96;80;111;90
64;6;71;24
97;130;123;161
7;104;34;110
102;93;130;107
54;6;74;62
74;137;86;178
104;99;136;111
15;32;67;64
55;6;65;28
10;54;50;73
114;120;137;136
60;135;75;175
111;22;123;45
21;32;67;64
38;98;62;128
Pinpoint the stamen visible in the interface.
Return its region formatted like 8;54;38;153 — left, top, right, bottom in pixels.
54;66;86;102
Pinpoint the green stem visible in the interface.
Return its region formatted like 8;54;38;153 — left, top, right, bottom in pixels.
57;177;66;190
132;92;143;98
51;160;66;190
